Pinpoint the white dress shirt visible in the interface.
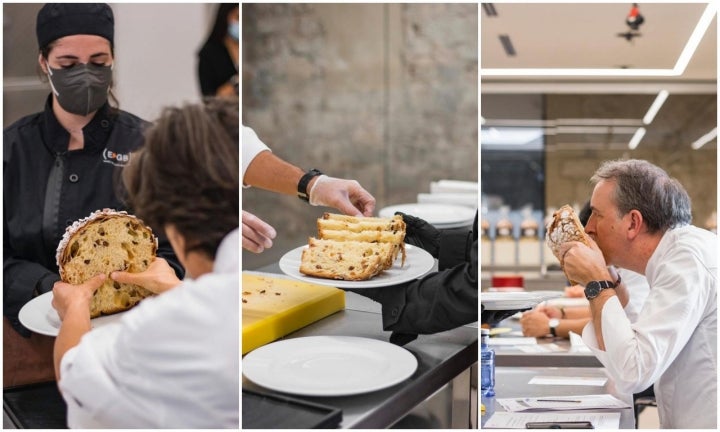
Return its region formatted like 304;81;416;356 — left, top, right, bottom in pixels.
583;225;717;428
59;229;240;428
618;268;649;323
242;126;270;185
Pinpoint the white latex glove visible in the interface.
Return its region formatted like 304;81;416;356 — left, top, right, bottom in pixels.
242;210;277;253
308;175;376;217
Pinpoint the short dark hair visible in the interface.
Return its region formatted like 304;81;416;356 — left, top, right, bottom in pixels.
122;97;239;259
591;159;692;233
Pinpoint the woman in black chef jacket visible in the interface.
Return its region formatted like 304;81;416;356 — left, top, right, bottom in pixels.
3;3;182;383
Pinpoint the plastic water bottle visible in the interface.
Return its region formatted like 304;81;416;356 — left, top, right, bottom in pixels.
481;328;495;397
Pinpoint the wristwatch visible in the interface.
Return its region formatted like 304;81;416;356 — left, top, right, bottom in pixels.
584;280;617;300
548;318;560;337
297;169;323;202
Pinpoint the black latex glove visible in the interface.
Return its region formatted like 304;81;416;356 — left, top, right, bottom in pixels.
481;305;530;326
396;211;440;258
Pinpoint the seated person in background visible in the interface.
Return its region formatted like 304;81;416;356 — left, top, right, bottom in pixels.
521;268;649;338
349;212;478;345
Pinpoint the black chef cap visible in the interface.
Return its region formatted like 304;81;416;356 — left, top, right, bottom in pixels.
36;3;114;49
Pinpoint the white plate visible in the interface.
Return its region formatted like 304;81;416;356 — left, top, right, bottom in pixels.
19;291;124;337
242;336;418;396
279;244;435;289
378;203;476;226
481;291;563;311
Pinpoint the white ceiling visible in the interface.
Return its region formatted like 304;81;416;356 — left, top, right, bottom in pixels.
481;2;717;89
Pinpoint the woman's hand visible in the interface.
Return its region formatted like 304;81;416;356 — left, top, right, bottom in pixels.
51;274;106;321
111;257;181;295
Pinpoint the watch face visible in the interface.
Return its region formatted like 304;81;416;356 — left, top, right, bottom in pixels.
584;281;601;299
548;318;560;328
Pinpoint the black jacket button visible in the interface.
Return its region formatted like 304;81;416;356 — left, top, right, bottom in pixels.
69;173;79;183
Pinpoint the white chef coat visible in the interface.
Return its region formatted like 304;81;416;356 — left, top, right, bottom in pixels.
618;268;649;323
242;126;271;185
58;229;240;428
582;225;717;429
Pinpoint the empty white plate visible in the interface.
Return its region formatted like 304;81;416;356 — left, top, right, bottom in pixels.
243;336;418;396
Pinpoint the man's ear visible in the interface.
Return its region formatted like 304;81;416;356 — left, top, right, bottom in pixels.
626;209;644;240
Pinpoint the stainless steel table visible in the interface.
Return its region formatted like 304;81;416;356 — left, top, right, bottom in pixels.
491;318;602;368
242;269;478;428
481;366;635;429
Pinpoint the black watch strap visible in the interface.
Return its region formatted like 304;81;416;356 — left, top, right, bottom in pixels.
297;169;323;202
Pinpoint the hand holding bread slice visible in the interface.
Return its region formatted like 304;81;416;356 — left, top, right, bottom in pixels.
546;205;592;285
300;212;406;281
56;209;158;318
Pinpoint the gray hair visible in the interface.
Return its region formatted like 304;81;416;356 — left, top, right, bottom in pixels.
590;159;692;233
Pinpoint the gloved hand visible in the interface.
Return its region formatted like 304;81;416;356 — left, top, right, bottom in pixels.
309;175;376;217
396;211;440;258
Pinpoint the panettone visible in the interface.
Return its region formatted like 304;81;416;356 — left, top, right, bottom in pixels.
546;204;592;285
56;209;158;318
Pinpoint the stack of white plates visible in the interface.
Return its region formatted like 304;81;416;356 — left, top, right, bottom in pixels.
379;203;476;229
430;180;478;194
417;192;478;209
481;291;563;311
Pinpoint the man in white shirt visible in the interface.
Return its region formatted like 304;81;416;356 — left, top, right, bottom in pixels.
242;126;376;252
559;159;717;429
52;98;239;427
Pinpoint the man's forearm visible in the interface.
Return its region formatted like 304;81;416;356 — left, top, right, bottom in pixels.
243;151;317;196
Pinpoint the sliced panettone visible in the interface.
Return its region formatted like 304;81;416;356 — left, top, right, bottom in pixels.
299;238;392;281
56;209;158;318
317;213;406;267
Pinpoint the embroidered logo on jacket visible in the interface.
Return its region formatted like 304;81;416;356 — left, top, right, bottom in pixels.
102;148;130;166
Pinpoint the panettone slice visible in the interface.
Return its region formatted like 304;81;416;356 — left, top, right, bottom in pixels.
56;209;158;318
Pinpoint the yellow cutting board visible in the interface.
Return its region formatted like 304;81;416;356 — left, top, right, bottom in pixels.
242;272;345;355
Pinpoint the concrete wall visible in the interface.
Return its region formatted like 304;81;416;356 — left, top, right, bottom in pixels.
242;4;478;269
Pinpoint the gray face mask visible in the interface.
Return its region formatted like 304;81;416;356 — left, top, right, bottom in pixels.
47;62;113;116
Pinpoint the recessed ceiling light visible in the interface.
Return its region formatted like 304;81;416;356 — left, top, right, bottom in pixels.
643;90;669;124
481;3;717;77
690;128;717;149
628;127;646;149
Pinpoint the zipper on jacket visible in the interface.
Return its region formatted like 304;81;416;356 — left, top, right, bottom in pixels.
42;153;65;252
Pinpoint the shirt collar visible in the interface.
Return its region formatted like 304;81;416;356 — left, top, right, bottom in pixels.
42;94;114;153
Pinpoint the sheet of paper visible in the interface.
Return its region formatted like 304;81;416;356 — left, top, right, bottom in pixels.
487;337;537;346
569;331;593;353
528;376;608;386
515;343;563;353
497;394;631;412
484;411;621;429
